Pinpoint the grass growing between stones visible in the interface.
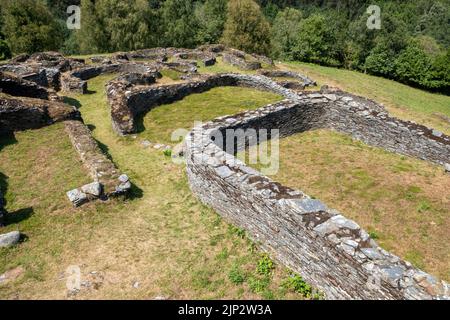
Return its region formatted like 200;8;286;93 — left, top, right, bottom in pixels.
240;129;450;281
280;62;450;135
1;57;449;298
0;74;305;299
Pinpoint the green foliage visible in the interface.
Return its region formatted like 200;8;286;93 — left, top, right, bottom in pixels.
281;273;314;298
1;0;65;54
195;0;227;44
394;40;433;87
228;264;245;284
292;13;342;67
228;225;246;238
222;0;271;55
160;0;198;48
256;254;274;276
270;7;302;60
0;39;11;60
248;274;271;294
163;149;172;157
78;0;159;54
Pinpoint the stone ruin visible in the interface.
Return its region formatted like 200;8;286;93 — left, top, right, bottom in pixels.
0;67;132;210
185;90;449;300
1;46;449;299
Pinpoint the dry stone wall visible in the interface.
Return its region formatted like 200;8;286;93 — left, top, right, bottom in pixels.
258;70;317;88
64;120;131;206
0;95;80;133
185;92;450;300
0;72;59;101
0;51;84;90
106;73;298;136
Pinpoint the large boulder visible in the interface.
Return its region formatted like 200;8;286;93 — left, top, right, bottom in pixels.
0;231;20;248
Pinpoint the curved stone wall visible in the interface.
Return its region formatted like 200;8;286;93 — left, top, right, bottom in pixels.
185;92;450;300
106;73;299;136
258;70;317;88
60;62;157;94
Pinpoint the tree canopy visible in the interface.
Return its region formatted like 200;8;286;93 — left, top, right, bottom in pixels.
0;0;448;93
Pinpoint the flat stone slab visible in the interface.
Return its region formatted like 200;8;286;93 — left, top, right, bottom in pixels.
66;188;88;207
81;182;102;197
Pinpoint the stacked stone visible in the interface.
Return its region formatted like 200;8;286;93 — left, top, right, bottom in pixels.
64;120;132;207
0;71;53;100
258;69;317;88
107;72;300;136
0;96;80;133
184;95;450;300
1;51;84;90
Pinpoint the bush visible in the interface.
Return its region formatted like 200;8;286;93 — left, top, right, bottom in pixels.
221;0;271;55
0;39;11;60
292;13;342;67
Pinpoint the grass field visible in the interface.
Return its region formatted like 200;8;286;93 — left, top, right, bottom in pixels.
0;73;309;299
1;57;449;298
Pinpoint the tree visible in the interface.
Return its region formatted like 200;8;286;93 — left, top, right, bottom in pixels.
195;0;227;44
222;0;271;55
270;7;302;60
0;40;11;60
160;0;199;48
78;0;158;54
1;0;65;54
292;13;342;66
394;40;433;87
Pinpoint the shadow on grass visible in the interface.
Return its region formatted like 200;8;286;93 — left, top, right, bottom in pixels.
62;96;82;109
0;131;17;152
95;137;115;162
127;182;144;200
6;207;34;225
134;113;147;134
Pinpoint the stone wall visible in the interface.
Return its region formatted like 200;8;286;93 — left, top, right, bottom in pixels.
0;72;58;101
60;62;157;94
0;96;80;133
185;93;449;300
106;73;299;135
222;52;261;70
258;70;317;88
64;120;131;206
1;51;84;90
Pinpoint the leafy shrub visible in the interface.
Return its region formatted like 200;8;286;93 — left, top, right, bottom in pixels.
256;254;274;276
163;149;172;157
0;40;12;60
248;275;270;294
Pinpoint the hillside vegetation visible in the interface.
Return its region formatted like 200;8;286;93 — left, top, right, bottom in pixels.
1;0;449;93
